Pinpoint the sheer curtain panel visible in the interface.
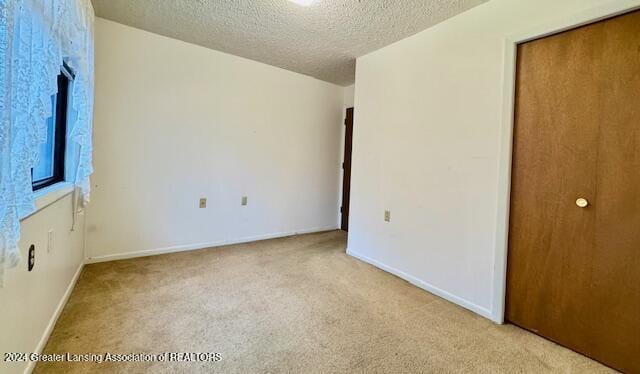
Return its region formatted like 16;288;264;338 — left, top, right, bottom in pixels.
0;0;94;285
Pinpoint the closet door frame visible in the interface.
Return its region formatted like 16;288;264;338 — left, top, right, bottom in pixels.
490;2;640;324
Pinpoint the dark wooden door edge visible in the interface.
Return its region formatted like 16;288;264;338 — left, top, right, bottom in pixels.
341;107;354;231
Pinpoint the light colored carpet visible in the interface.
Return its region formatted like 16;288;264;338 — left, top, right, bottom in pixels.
36;230;611;373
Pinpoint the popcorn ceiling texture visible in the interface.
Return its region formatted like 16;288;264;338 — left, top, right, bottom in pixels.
91;0;487;86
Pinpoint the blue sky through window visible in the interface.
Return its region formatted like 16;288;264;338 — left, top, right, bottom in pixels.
32;94;58;182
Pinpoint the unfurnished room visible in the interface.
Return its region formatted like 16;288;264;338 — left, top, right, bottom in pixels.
1;0;639;373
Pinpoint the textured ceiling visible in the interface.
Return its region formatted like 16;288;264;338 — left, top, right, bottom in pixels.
91;0;487;86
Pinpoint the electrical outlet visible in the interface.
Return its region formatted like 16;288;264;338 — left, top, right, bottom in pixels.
241;196;248;206
199;198;207;208
28;245;35;271
384;210;391;222
47;229;54;253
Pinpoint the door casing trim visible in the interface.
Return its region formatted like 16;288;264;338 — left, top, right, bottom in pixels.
492;0;640;324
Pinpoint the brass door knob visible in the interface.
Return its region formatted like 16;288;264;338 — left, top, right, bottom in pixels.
576;198;589;208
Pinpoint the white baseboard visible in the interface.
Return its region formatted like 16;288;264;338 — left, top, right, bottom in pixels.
86;226;339;264
24;261;84;374
346;248;494;320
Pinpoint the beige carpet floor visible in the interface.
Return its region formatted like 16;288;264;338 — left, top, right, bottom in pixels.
36;230;612;373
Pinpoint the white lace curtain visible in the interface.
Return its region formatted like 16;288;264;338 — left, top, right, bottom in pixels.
0;0;94;284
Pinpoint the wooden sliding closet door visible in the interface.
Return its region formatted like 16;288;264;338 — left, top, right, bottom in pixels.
506;10;640;373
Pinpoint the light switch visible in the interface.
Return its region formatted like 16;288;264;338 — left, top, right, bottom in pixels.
47;229;54;253
241;196;248;206
384;210;391;222
199;198;207;208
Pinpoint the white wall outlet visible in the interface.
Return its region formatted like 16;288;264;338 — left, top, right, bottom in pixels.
47;229;54;253
384;210;391;222
199;198;207;208
241;196;248;206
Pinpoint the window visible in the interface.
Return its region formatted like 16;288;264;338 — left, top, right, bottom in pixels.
32;64;73;191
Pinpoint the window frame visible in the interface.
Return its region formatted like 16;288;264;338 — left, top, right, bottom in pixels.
32;63;74;191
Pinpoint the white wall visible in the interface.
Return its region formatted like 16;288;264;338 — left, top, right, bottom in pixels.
348;0;640;321
343;85;355;109
86;19;345;260
0;193;85;374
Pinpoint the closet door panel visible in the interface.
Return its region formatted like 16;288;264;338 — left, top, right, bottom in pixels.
507;9;640;373
590;10;640;372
